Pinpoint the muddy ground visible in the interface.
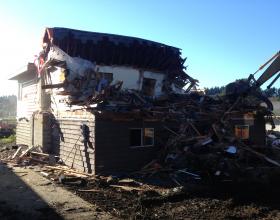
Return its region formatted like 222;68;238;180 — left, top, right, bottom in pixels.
68;179;280;220
1;143;280;219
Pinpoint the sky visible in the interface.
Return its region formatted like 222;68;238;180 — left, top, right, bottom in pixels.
0;0;280;95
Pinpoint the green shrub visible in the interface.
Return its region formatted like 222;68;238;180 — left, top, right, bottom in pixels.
0;134;16;144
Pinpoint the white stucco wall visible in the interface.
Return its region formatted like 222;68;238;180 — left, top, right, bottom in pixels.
49;65;167;97
98;65;166;97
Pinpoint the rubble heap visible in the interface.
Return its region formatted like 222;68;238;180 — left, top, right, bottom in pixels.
43;62;279;184
131;93;279;184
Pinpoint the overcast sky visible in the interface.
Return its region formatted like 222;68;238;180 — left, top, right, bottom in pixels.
0;0;279;95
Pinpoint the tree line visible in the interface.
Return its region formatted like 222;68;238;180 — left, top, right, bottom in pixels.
0;95;17;118
205;86;280;98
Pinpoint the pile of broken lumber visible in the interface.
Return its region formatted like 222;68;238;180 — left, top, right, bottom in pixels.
0;145;59;166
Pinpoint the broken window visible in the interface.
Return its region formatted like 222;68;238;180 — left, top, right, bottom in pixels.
142;78;156;96
129;128;155;147
143;128;154;146
98;72;113;83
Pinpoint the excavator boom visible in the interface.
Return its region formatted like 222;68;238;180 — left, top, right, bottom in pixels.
254;51;280;88
225;51;280;112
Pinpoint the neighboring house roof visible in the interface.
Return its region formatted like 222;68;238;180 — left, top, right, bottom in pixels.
43;27;190;80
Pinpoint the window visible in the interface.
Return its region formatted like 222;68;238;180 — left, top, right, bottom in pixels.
129;129;142;147
144;128;154;146
235;125;249;140
98;72;113;83
142;78;156;96
103;72;113;83
129;128;154;148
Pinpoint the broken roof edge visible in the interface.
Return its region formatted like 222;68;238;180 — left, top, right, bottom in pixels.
41;27;187;75
43;27;180;51
9;63;37;81
41;27;198;88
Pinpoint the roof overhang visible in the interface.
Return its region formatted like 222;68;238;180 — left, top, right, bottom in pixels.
9;63;37;81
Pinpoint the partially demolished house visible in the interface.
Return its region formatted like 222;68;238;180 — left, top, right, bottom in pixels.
10;27;197;174
11;27;280;180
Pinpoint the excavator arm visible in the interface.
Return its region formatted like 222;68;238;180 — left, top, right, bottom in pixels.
225;51;280;112
252;51;280;89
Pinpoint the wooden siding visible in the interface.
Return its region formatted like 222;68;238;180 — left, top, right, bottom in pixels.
16;80;38;147
16;119;32;146
54;112;95;174
94;117;168;174
18;81;38;118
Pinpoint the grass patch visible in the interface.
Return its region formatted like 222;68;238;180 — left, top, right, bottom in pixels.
0;135;16;144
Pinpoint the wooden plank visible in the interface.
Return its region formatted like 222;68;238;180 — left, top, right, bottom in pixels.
60;154;95;165
16;132;31;138
42;83;65;89
110;185;144;191
60;138;95;146
59;151;95;162
78;189;100;192
16;128;31;132
45;165;93;176
12;146;22;159
58;119;94;125
60;151;94;163
60;124;95;130
19;145;35;158
17;139;31;144
16;128;31;133
61;133;94;142
17;123;31;127
17;124;31;128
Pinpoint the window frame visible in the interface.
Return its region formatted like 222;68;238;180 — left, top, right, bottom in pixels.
143;128;155;146
129;127;155;149
141;77;156;96
98;72;114;84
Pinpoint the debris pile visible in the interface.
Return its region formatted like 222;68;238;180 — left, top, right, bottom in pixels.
0;145;60;167
46;80;278;185
42;45;197;106
121;93;280;185
140;125;280;185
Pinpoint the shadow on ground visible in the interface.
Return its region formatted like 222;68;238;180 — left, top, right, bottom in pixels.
0;162;63;220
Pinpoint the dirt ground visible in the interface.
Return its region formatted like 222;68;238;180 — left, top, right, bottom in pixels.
1;143;280;220
70;179;280;220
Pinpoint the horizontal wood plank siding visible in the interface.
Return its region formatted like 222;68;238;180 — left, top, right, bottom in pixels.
54;112;95;174
16;120;32;146
95;116;168;174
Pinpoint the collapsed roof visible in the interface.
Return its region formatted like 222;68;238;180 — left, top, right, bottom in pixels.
43;27;196;86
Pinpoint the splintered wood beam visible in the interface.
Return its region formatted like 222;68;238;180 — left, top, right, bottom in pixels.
42;83;65;89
